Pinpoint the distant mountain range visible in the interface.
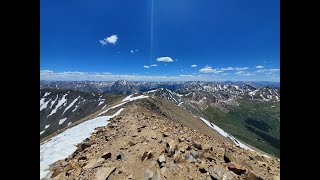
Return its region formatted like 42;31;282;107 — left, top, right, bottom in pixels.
40;80;280;94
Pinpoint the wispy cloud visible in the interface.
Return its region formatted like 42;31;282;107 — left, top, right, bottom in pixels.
156;57;174;62
235;67;249;71
199;65;223;74
221;67;235;71
221;73;230;75
179;75;193;77
150;64;158;67
220;67;248;71
255;68;279;73
256;65;264;69
235;71;255;76
191;64;197;68
143;65;150;68
99;34;118;45
130;50;134;53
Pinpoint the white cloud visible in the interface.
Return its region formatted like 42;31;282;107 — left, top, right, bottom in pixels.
156;57;174;62
256;65;264;69
40;70;53;73
221;73;230;76
130;50;134;53
99;34;118;46
221;67;235;71
235;67;249;71
150;64;158;67
179;75;193;77
135;49;139;52
143;65;150;68
255;68;280;73
235;71;255;76
220;67;248;71
191;64;197;68
199;65;215;73
199;65;223;74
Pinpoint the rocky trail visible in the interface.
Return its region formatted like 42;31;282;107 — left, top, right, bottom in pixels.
47;99;280;180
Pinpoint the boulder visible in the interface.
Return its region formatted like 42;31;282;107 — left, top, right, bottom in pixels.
173;152;186;163
101;152;112;160
116;151;125;161
157;154;166;168
169;161;178;175
199;160;208;173
185;152;196;163
165;139;177;157
224;150;237;163
227;162;246;175
141;151;153;161
193;141;202;150
246;171;264;180
208;164;237;180
95;167;116;180
142;168;154;180
152;170;161;180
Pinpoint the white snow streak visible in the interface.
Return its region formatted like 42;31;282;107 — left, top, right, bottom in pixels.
58;118;67;125
199;117;253;150
63;96;80;115
40;130;45;135
122;94;133;102
45;124;50;129
43;92;51;98
98;100;105;106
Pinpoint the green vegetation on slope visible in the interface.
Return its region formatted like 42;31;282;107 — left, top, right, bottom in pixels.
203;100;280;157
102;93;126;104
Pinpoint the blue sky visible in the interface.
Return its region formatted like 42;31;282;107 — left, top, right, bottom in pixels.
40;0;279;82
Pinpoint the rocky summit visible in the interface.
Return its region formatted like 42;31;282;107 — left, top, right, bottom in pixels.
47;98;280;180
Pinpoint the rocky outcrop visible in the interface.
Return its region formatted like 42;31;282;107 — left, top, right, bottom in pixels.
47;101;280;180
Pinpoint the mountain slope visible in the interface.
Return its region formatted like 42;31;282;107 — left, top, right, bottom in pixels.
40;89;125;139
44;97;280;180
145;88;280;157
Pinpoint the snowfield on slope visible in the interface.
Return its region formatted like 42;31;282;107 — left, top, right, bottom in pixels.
40;108;124;179
199;117;253;151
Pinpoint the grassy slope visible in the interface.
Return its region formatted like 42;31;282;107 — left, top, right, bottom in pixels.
203;100;280;157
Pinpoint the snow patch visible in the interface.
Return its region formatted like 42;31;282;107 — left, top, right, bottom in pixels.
67;122;72;126
98;99;105;106
43;92;51;98
63;96;80;115
47;94;68;117
40;99;50;111
40;108;124;179
122;94;133;102
45;124;50;129
199;117;253;150
145;89;157;93
58;118;67;125
40;130;45;135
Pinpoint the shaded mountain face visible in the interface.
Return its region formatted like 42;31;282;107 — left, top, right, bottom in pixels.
40;89;124;139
